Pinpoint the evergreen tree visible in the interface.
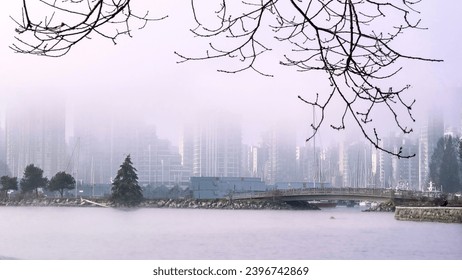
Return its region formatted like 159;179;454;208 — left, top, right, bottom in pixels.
20;164;48;198
111;155;143;207
440;136;460;193
47;172;76;198
0;176;18;199
460;139;462;162
429;138;445;187
430;136;461;193
459;139;462;182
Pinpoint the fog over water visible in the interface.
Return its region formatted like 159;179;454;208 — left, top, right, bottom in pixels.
0;1;461;146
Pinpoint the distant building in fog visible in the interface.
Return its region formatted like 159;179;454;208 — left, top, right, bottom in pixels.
0;125;9;176
70;112;114;185
72;117;189;186
396;138;419;190
181;114;242;177
340;141;372;188
260;124;297;185
132;129;190;187
240;144;259;177
296;141;340;187
418;112;444;190
240;144;268;179
5;96;66;179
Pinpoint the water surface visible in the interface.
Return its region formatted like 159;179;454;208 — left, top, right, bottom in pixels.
0;207;460;260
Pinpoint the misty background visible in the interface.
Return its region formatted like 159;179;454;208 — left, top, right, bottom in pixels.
0;1;461;189
1;1;461;143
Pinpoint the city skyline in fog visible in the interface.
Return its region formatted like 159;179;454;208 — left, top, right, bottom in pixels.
1;1;461;148
1;97;457;191
2;90;461;149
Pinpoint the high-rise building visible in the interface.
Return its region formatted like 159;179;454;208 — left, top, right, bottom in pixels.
380;135;401;189
0;124;9;177
72;115;190;186
396;138;419;190
70;111;114;185
133;132;190;187
298;141;341;187
181;114;242;178
239;144;274;180
367;134;419;190
240;144;260;177
260;124;297;185
340;141;373;188
5;95;67;179
418;112;444;190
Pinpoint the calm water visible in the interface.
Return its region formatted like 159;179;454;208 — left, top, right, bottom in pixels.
0;207;460;260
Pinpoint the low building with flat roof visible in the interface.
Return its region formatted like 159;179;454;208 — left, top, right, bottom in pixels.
190;177;268;199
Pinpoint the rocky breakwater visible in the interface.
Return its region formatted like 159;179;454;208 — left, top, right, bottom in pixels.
362;201;395;212
395;206;462;223
140;199;320;210
0;198;321;210
361;199;462;213
0;198;108;207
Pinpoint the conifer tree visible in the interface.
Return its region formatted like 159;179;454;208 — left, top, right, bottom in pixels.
459;139;462;181
460;139;462;162
111;155;143;207
430;136;461;193
440;136;460;193
429;138;444;187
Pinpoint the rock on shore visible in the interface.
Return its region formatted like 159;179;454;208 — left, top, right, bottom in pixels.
395;207;462;223
361;199;462;213
0;198;320;210
122;198;319;210
362;201;395;212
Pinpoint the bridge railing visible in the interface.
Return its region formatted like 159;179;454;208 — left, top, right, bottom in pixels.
234;187;439;200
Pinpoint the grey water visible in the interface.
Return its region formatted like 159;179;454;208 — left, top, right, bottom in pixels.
0;207;460;260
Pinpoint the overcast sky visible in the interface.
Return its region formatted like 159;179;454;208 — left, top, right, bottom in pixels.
0;0;461;146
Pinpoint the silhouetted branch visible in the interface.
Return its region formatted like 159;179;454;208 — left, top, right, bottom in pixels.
10;1;443;158
177;0;442;158
10;0;167;57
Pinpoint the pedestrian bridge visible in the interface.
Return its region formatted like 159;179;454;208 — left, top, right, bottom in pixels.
234;187;440;202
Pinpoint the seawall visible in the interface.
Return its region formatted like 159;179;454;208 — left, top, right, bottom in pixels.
0;198;320;210
394;206;462;223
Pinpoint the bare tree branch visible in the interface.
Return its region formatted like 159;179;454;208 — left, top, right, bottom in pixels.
176;0;442;158
10;0;167;57
10;1;443;158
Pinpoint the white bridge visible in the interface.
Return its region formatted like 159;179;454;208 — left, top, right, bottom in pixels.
234;187;443;202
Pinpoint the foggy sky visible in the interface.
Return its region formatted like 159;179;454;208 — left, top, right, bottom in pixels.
1;0;461;147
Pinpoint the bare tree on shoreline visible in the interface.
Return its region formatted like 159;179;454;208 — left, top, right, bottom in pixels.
10;1;442;157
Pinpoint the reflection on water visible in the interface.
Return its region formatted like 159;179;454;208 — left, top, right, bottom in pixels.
0;207;460;260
